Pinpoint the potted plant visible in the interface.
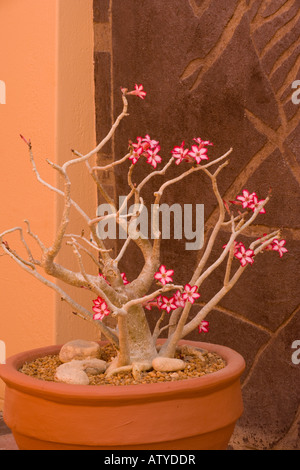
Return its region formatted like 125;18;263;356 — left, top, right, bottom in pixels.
0;84;287;450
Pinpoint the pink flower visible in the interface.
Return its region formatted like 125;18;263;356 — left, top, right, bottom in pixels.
92;297;110;321
129;145;143;164
188;145;209;164
235;244;255;267
121;272;129;285
143;295;164;311
154;265;174;285
223;241;244;255
142;134;159;149
171;142;189;165
236;190;256;209
198;320;209;333
193;138;213;147
127;84;147;99
173;290;186;308
182;284;200;304
256;233;273;251
248;195;266;214
160;296;177;313
147;146;162;168
272;239;288;258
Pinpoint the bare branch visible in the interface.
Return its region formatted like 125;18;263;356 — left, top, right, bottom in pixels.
65;93;129;171
1;242;119;347
24;219;46;252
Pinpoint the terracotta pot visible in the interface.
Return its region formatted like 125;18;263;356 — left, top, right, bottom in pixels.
0;340;245;450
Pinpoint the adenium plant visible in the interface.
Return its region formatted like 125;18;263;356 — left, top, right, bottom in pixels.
0;84;287;377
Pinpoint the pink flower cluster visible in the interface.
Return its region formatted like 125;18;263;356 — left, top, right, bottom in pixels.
234;189;266;214
93;272;129;320
222;189;288;266
258;235;288;258
129;135;162;168
93;264;209;333
92;297;110;321
234;242;255;267
224;236;288;268
144;265;201;313
171;138;213;166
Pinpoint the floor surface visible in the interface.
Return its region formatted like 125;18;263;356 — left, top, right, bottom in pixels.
0;413;18;450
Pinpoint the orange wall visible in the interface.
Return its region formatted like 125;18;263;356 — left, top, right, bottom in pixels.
0;0;97;409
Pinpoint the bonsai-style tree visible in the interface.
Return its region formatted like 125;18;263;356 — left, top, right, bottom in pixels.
0;85;287;377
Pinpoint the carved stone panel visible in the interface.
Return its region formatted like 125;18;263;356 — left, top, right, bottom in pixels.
94;0;300;449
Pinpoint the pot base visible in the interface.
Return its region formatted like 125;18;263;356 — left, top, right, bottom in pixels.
13;424;235;450
0;340;245;450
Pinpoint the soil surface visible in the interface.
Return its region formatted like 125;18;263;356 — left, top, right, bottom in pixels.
19;344;226;386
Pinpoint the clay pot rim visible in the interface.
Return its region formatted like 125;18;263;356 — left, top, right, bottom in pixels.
0;340;245;405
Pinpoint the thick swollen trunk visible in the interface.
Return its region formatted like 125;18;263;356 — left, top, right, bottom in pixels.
125;304;158;364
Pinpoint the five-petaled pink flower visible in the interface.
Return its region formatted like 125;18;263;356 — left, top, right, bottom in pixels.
236;190;256;209
143;134;159;149
154;265;174;285
248;195;266;214
174;290;186;308
182;284;200;304
92;297;110;321
129;145;143;165
198;320;209;333
188;145;209;164
272;239;288;258
235;190;266;214
172;142;189;165
161;296;177;313
147;146;162;168
127;84;147;99
235;244;255;267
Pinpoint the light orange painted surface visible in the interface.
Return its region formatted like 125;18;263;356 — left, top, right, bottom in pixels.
0;0;98;409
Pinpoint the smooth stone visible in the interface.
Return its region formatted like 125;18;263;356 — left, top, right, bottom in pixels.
55;361;90;385
59;339;101;363
55;358;107;385
81;358;107;374
152;357;186;372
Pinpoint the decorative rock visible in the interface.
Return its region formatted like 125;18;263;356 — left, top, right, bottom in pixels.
152;357;186;372
55;361;90;385
59;339;101;363
55;358;107;385
81;358;107;375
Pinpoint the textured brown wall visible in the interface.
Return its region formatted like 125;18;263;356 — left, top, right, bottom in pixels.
93;0;300;449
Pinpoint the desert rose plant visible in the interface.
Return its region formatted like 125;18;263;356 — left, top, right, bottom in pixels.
0;84;287;377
